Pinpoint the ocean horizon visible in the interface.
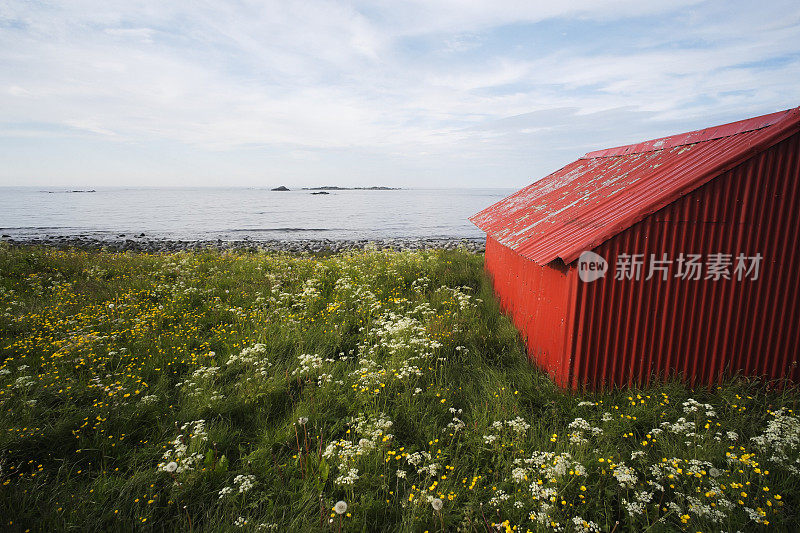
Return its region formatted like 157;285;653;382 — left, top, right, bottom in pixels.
0;186;514;241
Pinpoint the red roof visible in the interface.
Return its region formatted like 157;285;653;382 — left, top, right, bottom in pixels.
470;106;800;265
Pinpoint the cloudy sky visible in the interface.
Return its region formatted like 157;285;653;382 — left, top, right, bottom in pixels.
1;1;799;188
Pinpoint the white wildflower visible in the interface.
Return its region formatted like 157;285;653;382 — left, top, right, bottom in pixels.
612;462;638;489
234;474;256;493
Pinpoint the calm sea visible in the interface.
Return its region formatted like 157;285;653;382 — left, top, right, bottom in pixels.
0;187;512;241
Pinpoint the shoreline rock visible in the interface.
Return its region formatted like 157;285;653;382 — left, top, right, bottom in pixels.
301;186;400;190
1;235;485;254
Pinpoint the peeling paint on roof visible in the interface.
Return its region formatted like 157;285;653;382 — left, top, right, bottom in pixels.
470;107;800;265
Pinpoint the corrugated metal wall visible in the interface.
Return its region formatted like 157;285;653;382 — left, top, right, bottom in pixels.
484;236;576;387
570;132;800;389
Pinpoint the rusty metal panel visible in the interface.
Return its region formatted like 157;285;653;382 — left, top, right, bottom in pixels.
484;236;575;387
570;132;800;389
471;107;800;267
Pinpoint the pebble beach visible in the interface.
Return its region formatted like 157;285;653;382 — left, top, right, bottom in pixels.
1;234;486;254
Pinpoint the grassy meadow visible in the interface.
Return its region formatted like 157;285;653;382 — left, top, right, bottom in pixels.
0;244;799;532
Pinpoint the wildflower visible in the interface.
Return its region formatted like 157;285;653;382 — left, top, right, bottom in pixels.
612;462;638;489
511;467;528;483
431;498;443;511
334;501;347;515
164;462;178;473
233;474;256;493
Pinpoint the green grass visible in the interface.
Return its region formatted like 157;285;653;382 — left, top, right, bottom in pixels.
0;243;798;532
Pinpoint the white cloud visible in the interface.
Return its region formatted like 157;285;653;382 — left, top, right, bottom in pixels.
0;0;799;186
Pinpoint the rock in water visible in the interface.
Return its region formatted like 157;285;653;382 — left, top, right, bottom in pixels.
271;185;290;191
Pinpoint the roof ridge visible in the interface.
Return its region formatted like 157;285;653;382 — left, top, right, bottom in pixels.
582;107;799;159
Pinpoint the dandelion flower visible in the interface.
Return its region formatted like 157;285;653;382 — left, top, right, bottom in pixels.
334;501;347;515
431;498;443;511
298;417;309;425
164;462;178;473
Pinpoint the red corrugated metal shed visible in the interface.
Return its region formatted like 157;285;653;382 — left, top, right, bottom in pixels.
471;107;800;265
472;107;800;389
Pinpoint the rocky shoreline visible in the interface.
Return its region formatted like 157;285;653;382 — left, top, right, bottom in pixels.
1;235;486;254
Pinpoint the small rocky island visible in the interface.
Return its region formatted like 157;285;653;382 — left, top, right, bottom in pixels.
302;186;400;190
271;186;399;192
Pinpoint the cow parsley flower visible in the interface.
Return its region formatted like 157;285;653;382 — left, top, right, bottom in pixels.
612;462;639;489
